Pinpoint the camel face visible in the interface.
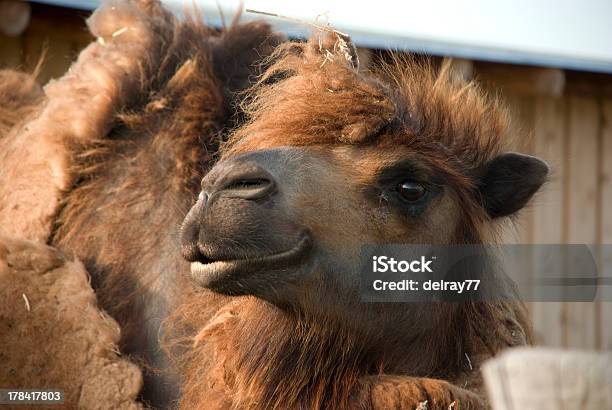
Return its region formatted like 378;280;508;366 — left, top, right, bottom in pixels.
181;32;549;324
180;144;470;311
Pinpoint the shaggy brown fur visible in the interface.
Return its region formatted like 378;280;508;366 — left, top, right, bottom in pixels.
46;1;283;407
0;0;281;407
0;0;180;242
168;32;535;409
169;297;528;409
0;235;142;409
225;38;513;241
0;2;171;405
0;70;44;138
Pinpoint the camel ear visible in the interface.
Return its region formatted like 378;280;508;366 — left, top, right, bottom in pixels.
478;153;549;218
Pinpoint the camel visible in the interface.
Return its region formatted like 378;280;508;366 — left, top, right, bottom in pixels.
48;9;281;410
173;33;548;409
0;1;547;408
0;0;281;408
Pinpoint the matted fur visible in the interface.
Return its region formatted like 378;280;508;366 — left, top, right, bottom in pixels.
0;0;178;242
0;0;282;407
226;36;509;166
0;1;187;406
168;33;533;409
0;235;142;409
50;1;283;407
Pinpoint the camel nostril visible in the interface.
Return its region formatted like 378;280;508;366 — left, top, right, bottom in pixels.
220;173;276;200
201;160;278;201
224;178;271;191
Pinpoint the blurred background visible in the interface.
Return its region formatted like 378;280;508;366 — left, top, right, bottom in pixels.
1;0;611;351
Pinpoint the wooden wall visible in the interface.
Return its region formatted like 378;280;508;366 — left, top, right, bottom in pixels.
0;4;91;83
502;91;612;350
1;3;611;351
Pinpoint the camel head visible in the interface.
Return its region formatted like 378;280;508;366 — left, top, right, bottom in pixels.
180;31;548;329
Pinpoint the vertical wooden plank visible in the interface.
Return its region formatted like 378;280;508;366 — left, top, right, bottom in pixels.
600;100;612;351
47;39;74;80
24;33;74;84
516;96;536;245
499;94;520;244
502;94;534;245
0;34;23;68
22;32;44;77
499;94;537;325
514;96;536;324
565;96;599;349
531;97;566;347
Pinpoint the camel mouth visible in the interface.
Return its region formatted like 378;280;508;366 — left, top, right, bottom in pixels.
189;232;312;292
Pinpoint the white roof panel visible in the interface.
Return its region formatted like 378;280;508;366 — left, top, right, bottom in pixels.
32;0;612;73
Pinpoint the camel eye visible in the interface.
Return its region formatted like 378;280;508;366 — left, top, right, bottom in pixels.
397;181;426;202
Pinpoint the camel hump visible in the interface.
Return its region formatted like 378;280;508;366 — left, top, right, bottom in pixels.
0;0;176;242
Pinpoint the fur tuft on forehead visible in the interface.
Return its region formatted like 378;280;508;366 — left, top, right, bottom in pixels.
224;31;395;149
224;30;510;175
